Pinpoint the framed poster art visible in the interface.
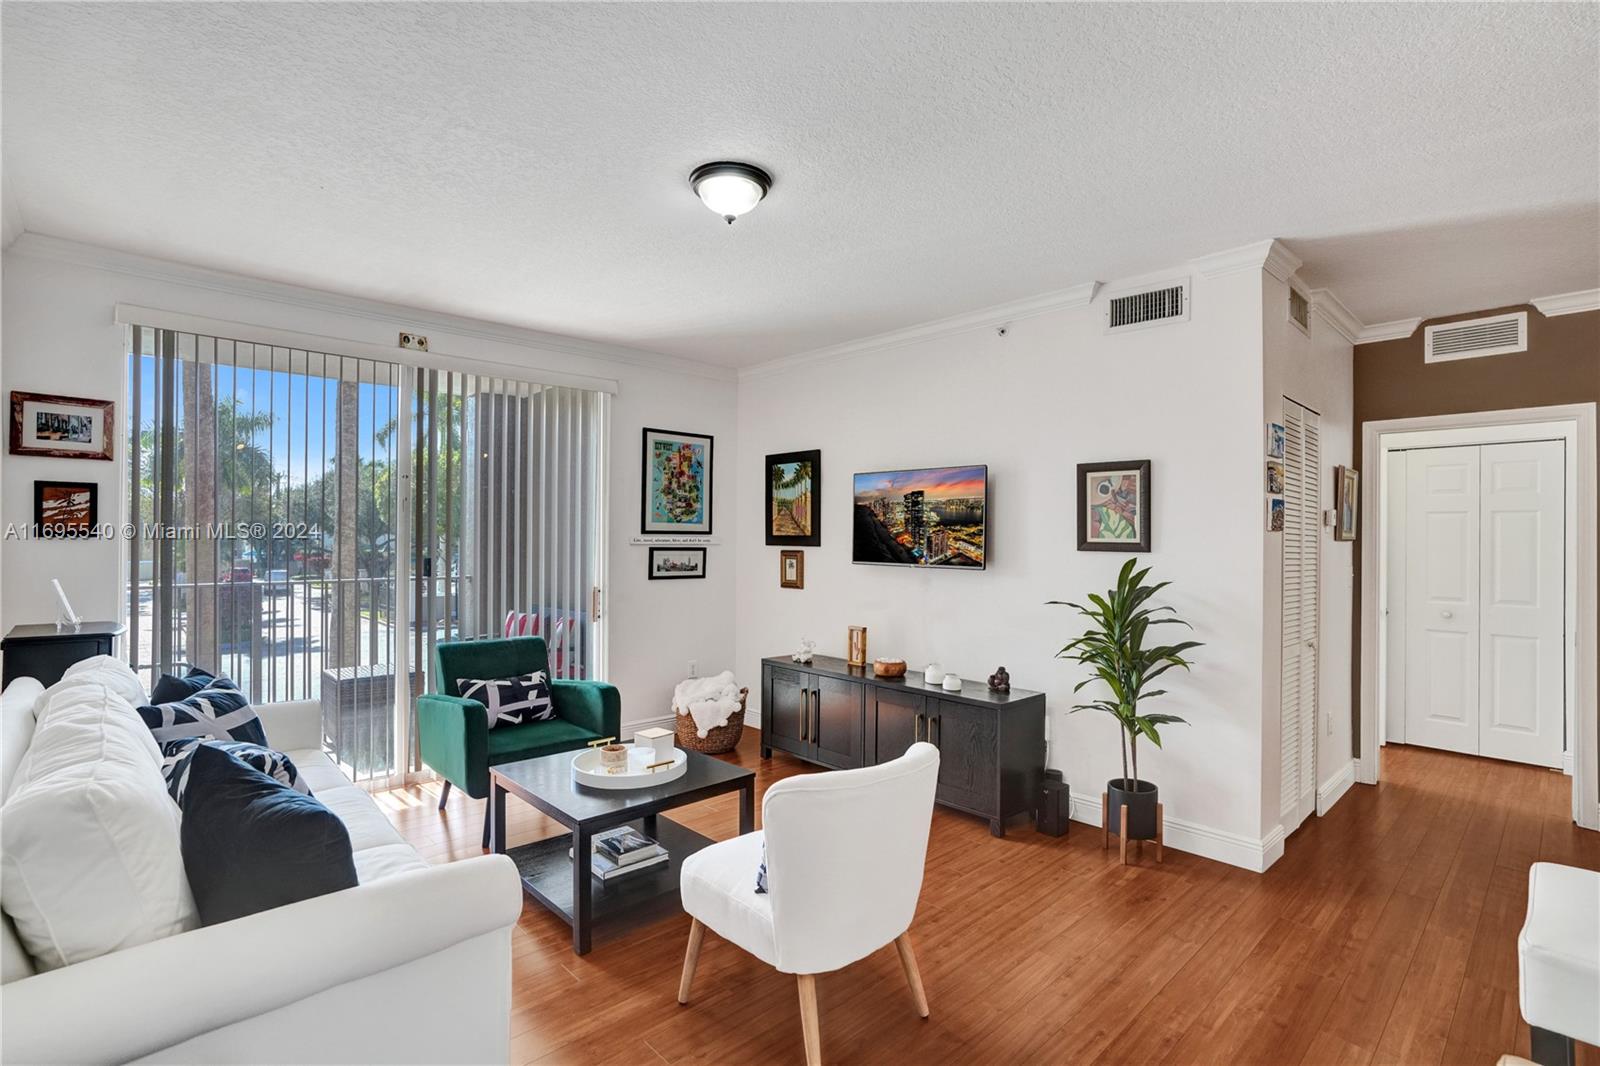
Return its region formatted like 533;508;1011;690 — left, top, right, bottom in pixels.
10;391;115;461
1076;459;1152;552
765;449;821;546
779;549;805;589
1334;466;1359;541
33;480;99;538
648;546;707;580
641;427;713;535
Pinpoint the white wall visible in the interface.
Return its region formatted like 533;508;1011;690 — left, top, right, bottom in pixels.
735;262;1281;869
0;237;738;729
1260;276;1356;834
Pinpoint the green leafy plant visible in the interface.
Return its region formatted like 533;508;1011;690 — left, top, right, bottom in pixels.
1051;559;1201;786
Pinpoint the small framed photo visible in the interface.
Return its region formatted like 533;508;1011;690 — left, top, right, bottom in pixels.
10;391;115;461
1268;497;1285;532
1266;423;1286;460
1334;466;1360;541
1266;461;1285;495
641;427;713;535
765;449;821;547
779;549;805;589
1077;459;1152;552
34;480;99;538
648;546;706;580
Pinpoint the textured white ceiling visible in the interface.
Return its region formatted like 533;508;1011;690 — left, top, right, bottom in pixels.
3;3;1596;366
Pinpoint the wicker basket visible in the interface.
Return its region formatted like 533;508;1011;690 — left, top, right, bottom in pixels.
675;687;750;755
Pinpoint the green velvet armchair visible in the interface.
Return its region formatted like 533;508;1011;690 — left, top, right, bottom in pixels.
417;636;621;846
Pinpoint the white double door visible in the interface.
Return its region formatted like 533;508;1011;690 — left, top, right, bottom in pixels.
1403;440;1565;767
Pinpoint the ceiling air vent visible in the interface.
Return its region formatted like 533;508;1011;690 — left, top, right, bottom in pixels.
1288;288;1310;334
1424;311;1527;363
1105;279;1190;333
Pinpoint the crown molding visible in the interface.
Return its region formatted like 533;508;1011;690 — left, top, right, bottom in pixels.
1308;288;1363;345
4;231;739;382
740;279;1101;381
1192;238;1301;283
1357;317;1423;344
1531;289;1600;317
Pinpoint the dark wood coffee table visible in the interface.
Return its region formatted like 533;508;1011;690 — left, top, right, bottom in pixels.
488;748;755;955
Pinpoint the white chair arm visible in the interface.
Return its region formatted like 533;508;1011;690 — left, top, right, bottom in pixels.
0;855;521;1065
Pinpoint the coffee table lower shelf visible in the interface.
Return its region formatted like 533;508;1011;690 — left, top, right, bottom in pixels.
505;816;711;949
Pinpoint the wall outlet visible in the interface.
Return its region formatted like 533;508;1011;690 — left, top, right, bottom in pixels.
398;331;429;352
687;660;698;678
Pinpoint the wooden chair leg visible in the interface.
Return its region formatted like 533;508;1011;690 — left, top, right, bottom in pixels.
1119;804;1129;865
797;973;822;1066
437;780;452;810
1101;792;1108;850
677;919;704;1005
1156;803;1164;863
894;933;930;1018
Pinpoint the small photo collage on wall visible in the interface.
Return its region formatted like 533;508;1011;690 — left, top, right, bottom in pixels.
1266;422;1285;532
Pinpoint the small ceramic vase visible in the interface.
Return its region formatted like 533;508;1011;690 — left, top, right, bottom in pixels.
942;673;962;692
599;743;629;772
924;662;943;685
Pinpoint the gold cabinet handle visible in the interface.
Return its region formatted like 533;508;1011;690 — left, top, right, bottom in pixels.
801;688;810;741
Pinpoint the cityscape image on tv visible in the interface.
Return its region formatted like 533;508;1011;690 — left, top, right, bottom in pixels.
852;465;987;568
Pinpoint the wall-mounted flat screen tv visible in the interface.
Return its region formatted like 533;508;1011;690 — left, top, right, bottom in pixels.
852;465;987;569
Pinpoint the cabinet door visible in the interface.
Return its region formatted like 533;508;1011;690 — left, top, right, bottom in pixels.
929;699;998;815
811;675;865;769
765;667;809;754
871;689;924;764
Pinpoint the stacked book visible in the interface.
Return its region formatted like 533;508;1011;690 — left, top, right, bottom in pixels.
588;826;668;881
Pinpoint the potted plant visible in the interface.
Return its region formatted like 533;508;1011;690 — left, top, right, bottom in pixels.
1052;559;1200;845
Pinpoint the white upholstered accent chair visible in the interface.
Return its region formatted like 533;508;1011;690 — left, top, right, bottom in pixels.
677;742;940;1066
1517;862;1599;1066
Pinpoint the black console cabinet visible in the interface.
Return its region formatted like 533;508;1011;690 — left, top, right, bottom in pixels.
761;654;1045;836
2;622;127;688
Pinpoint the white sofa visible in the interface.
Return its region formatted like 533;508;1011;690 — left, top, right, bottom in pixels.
0;673;524;1065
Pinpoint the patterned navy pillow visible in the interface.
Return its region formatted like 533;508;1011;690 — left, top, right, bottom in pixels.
149;666;217;705
161;738;309;805
456;671;555;728
756;842;768;894
137;679;267;747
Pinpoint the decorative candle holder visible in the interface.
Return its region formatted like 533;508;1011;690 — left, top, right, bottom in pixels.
847;625;868;667
599;743;629;772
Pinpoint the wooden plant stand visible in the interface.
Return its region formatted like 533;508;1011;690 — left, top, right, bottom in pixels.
1101;792;1164;865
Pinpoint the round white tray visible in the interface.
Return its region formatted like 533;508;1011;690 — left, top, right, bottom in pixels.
571;745;688;790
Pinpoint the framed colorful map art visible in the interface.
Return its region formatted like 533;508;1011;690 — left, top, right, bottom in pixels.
1076;459;1152;553
641;427;713;534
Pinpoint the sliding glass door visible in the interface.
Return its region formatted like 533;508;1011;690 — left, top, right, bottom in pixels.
128;326;607;788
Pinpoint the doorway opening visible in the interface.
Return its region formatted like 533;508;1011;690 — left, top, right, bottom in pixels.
1358;404;1598;829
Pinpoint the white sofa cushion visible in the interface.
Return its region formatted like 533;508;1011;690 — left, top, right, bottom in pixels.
680;830;776;966
58;654;150;712
0;679;45;984
0;681;198;971
1519;861;1600;1046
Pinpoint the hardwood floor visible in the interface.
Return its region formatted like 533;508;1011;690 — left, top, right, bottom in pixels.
375;737;1600;1066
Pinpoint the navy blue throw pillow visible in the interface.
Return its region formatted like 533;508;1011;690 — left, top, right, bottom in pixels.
149;666;217;705
179;744;357;926
160;738;309;805
138;678;267;748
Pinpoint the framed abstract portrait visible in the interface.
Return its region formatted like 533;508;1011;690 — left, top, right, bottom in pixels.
33;480;99;538
10;391;115;461
765;449;821;546
1077;459;1152;552
641;427;713;535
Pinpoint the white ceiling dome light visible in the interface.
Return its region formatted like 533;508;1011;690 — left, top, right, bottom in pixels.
690;161;771;224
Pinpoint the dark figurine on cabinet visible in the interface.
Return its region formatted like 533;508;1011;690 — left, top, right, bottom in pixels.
987;666;1011;693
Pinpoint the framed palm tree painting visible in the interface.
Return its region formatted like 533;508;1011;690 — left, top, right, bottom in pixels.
1077;459;1152;552
765;449;821;546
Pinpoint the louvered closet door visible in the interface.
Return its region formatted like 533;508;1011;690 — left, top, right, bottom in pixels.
1280;400;1320;832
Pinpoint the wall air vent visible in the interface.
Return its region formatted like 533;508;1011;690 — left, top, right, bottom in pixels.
1288;288;1310;334
1423;311;1527;363
1104;279;1190;333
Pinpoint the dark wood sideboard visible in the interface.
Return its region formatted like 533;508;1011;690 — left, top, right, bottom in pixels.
759;654;1045;836
2;622;127;688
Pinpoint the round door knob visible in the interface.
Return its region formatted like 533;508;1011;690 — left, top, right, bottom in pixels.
1441;610;1453;619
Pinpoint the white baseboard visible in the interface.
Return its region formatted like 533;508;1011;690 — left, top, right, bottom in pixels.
1065;790;1285;873
1317;760;1357;815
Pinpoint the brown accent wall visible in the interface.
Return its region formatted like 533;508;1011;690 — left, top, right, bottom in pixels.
1350;304;1600;754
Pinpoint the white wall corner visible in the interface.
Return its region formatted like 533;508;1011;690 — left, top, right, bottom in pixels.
1192;238;1301;283
1531;289;1600;317
1356;317;1423;345
739;278;1101;380
1308;288;1364;345
1067;791;1286;873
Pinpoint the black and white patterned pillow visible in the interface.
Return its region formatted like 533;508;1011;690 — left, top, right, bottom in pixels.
161;739;310;806
456;671;555;728
756;842;768;894
137;679;268;747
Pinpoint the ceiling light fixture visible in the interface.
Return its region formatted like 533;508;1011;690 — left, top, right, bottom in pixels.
690;161;771;224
